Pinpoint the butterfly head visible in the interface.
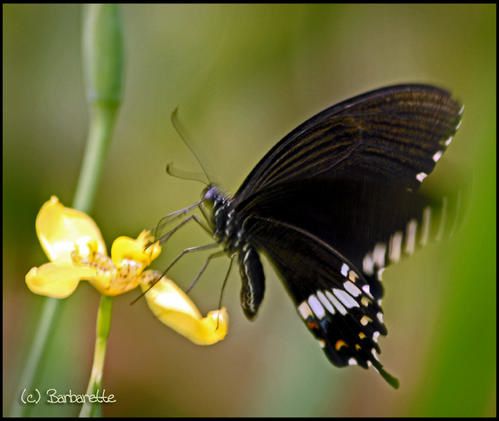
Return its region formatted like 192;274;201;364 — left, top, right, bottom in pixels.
202;184;220;201
201;184;230;207
201;184;227;219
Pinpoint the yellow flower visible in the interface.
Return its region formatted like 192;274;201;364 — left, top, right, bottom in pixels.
141;272;228;346
25;196;161;297
25;196;228;345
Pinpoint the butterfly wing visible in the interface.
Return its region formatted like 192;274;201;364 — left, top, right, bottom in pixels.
229;84;463;387
245;215;399;388
238;177;458;300
234;84;462;205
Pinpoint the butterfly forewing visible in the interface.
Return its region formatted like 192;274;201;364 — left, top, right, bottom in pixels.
235;84;462;205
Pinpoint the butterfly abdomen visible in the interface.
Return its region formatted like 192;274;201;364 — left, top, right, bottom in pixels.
239;244;265;320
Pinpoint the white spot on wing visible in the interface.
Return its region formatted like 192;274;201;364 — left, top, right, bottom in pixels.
432;150;443;162
308;294;326;319
420;207;431;246
297;301;312;320
333;288;359;309
377;268;385;281
344;281;362;297
444;136;453;146
348;358;357;366
377;312;384;323
456;119;462;130
373;331;380;342
389;231;403;263
363;253;374;275
362;284;373;299
405;219;417;255
317;290;335;315
416;172;427;183
341;263;349;277
326;290;347;315
373;243;386;269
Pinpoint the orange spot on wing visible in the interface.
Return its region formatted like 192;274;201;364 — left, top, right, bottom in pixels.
335;339;348;351
307;320;318;330
361;296;370;307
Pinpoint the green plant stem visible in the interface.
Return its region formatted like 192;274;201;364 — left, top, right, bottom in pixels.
10;5;123;416
79;296;113;417
73;105;118;213
9;299;60;417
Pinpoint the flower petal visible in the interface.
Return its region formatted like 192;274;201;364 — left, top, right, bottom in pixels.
89;270;141;297
141;273;228;345
36;196;107;263
25;262;98;298
111;230;161;268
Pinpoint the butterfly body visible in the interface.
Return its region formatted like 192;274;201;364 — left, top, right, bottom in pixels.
203;185;243;253
167;84;464;388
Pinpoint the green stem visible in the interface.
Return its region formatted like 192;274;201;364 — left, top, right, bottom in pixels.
10;5;123;417
79;296;113;418
9;299;60;417
73;105;117;213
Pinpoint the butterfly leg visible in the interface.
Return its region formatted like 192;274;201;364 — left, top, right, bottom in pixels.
131;243;219;304
161;243;220;278
153;200;203;239
198;203;212;228
186;250;226;293
155;215;212;247
216;256;235;329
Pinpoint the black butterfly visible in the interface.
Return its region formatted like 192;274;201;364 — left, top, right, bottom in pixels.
150;84;463;388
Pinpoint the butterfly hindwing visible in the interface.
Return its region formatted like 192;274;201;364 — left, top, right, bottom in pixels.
245;215;399;387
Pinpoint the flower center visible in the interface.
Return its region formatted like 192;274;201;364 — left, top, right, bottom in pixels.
71;240;145;294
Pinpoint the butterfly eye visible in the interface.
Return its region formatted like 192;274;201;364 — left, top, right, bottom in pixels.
202;185;220;203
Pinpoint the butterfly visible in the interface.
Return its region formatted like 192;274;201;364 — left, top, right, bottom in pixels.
151;84;463;388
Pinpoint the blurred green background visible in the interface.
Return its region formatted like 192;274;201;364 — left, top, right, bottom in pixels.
3;4;496;417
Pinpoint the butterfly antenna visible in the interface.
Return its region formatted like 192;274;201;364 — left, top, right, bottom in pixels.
166;162;208;185
171;107;211;184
